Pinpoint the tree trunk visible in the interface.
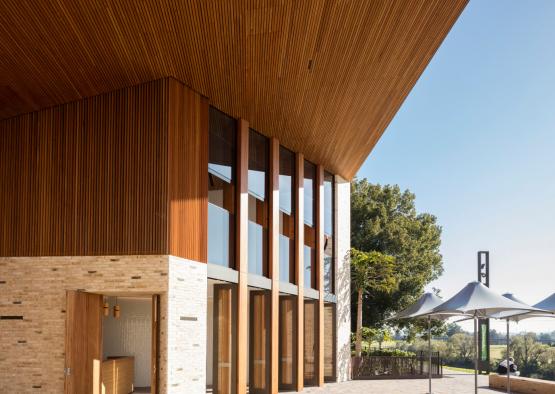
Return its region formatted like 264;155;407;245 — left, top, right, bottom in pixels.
356;288;363;357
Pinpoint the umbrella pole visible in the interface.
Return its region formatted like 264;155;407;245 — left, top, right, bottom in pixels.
506;319;510;394
474;316;478;394
428;315;432;394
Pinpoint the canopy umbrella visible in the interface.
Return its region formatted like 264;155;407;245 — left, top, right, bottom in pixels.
493;293;555;393
489;293;547;394
415;282;543;394
387;292;450;394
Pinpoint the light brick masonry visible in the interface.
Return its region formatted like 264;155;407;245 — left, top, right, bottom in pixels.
0;254;207;394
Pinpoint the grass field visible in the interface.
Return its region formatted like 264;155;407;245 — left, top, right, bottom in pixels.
490;345;506;361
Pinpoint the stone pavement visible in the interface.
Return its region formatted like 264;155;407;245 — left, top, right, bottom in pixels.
299;369;507;394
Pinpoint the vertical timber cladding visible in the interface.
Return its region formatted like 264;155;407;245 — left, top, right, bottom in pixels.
0;77;209;260
0;79;168;256
167;78;209;262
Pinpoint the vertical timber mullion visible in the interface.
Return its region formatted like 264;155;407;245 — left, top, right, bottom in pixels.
269;138;280;393
316;165;325;386
295;153;304;392
236;118;249;394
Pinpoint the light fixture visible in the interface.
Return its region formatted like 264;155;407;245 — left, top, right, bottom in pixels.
103;298;110;317
113;297;120;319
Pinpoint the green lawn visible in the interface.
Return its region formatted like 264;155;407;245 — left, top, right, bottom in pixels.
444;366;476;374
490;345;505;361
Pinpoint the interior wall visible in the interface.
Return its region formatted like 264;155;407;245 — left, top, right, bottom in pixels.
103;297;152;388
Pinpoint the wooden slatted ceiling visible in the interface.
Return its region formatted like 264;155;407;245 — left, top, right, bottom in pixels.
0;0;467;179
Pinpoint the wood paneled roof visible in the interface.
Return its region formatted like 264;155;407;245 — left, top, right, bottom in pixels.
0;0;467;179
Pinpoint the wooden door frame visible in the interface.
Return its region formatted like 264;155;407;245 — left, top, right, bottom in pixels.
151;294;161;394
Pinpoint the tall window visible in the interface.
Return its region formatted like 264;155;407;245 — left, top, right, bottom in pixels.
248;129;269;276
208;107;236;268
303;161;316;289
323;171;335;294
279;147;295;283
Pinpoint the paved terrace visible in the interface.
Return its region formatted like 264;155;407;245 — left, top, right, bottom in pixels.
301;369;505;394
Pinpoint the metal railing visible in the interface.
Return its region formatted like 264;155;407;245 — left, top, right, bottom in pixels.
352;351;442;380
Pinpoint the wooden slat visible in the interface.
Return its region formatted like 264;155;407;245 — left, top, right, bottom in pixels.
295;152;305;392
0;0;468;179
235;118;249;394
316;165;325;386
0;77;209;259
268;138;280;394
167;78;209;262
0;79;169;257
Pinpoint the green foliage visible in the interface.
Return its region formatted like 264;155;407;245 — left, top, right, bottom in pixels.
445;323;465;337
350;179;443;331
351;248;397;295
366;348;415;357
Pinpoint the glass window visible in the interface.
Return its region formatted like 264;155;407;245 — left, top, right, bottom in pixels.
303;161;315;227
323;171;334;294
208;107;236;268
303;161;316;288
248;129;269;276
279;147;295;283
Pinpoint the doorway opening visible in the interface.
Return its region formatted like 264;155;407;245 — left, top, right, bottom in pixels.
64;291;160;394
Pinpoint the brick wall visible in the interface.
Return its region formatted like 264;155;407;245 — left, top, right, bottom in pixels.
0;255;207;394
166;256;207;393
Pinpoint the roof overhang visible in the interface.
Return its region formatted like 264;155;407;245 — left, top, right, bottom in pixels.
0;0;467;179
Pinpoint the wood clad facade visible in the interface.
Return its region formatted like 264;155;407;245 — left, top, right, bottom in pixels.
0;78;208;261
0;0;468;179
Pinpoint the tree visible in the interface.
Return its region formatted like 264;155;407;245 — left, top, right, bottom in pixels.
511;333;545;375
446;323;465;337
448;333;474;363
351;248;397;357
351;180;443;330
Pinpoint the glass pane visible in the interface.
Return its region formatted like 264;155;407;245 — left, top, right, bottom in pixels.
250;290;270;391
303;161;316;227
279;148;295;284
279;147;295;214
324;172;334;236
248;129;268;200
324;304;336;382
324;233;334;293
248;129;268;276
303;245;313;288
208;203;232;267
304;300;317;386
210;282;237;394
279;296;297;390
324;171;334;293
208;107;236;268
209;107;236;183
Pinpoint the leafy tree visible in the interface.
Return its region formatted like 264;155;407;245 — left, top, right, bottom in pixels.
351;180;443;331
511;333;545;375
351;248;397;356
446;323;465;337
448;333;474;364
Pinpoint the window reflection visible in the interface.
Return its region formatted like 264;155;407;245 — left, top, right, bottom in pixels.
208;107;236;268
279;147;295;283
323;171;334;294
303;161;316;289
248;129;269;276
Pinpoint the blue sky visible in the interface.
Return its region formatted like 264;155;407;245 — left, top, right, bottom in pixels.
357;1;555;333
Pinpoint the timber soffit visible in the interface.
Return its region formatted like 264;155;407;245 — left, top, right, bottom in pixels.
0;0;467;179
